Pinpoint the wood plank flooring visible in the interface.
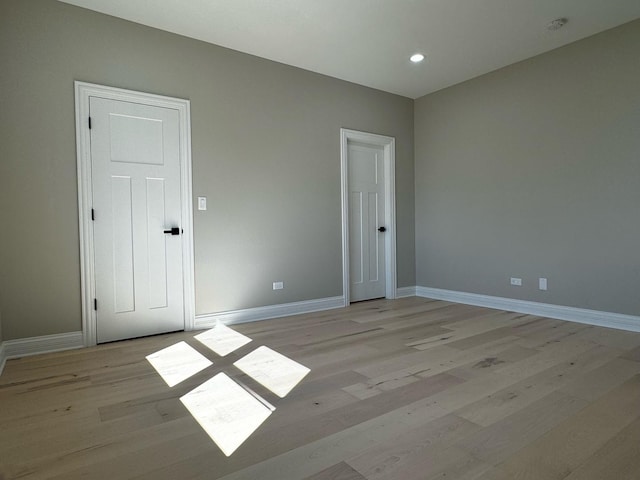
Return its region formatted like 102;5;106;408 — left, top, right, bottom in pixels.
2;297;640;479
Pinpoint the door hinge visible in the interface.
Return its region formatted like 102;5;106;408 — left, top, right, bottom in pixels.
88;117;92;129
94;298;97;311
91;208;95;221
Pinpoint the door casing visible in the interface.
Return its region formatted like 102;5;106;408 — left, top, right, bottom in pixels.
75;81;195;346
340;128;397;305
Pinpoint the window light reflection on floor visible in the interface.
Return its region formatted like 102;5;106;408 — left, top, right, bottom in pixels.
195;323;252;357
180;372;273;457
145;341;212;387
145;326;310;456
234;345;311;398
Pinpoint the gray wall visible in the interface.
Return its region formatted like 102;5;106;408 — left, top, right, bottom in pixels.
2;0;636;343
415;20;640;316
0;286;3;343
0;0;415;340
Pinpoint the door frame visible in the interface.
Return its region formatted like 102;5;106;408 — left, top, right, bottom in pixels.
340;128;397;305
74;81;195;346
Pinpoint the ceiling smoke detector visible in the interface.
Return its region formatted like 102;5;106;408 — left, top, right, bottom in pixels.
546;18;568;31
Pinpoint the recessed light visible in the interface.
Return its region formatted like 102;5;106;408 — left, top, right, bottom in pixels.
410;53;425;63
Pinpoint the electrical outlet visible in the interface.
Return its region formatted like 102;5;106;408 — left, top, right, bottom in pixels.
272;281;283;290
539;278;548;291
510;277;522;286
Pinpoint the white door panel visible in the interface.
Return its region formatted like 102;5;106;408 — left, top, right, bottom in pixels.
111;175;135;313
350;191;364;285
146;177;169;309
348;143;386;301
91;97;184;343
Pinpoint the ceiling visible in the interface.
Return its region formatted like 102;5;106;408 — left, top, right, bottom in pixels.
58;0;640;99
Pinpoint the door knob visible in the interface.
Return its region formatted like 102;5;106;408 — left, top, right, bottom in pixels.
378;226;386;232
164;227;181;235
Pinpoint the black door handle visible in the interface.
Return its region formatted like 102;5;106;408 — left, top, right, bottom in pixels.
164;227;181;235
378;226;386;232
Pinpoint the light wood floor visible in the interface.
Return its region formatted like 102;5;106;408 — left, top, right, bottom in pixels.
2;297;640;479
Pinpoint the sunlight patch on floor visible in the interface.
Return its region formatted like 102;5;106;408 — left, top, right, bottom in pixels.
195;323;252;357
180;372;273;457
234;345;311;398
145;341;212;387
146;327;311;455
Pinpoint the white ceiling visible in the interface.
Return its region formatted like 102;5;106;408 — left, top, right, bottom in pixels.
59;0;640;99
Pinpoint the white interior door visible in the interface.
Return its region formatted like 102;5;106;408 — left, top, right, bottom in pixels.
348;142;386;302
90;97;184;343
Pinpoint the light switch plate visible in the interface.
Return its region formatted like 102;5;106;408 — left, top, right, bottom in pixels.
198;197;207;211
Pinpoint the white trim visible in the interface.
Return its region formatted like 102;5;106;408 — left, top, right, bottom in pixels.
395;286;417;298
194;296;344;329
416;286;640;333
74;82;195;346
0;342;6;376
340;128;397;306
2;332;84;360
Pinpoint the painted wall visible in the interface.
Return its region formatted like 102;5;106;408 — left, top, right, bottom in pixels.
0;285;3;343
415;20;640;315
0;0;415;340
0;307;4;373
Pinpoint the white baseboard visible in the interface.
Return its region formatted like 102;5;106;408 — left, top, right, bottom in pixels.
3;331;84;361
194;296;345;329
0;342;6;377
396;286;417;298
416;286;640;333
